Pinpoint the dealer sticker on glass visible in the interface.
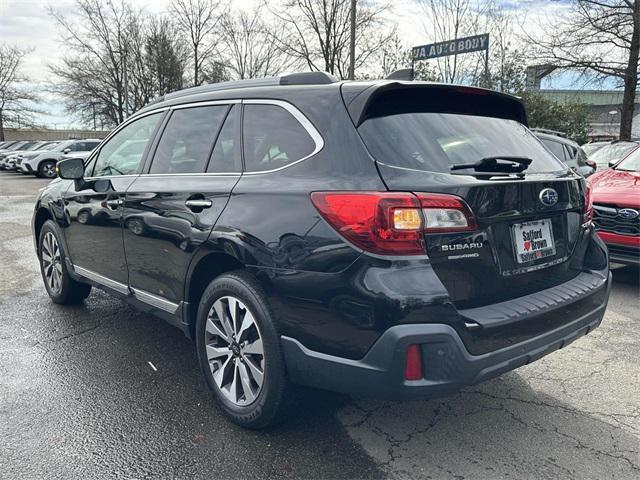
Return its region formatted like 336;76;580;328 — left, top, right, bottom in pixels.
512;219;556;264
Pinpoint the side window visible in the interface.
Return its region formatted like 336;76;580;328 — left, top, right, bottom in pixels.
242;103;316;172
92;112;162;177
85;141;100;151
207;105;240;173
542;139;565;161
150;105;228;174
563;144;576;161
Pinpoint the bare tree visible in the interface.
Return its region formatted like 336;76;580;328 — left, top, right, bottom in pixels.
49;0;187;127
375;34;438;80
0;45;38;141
268;0;396;80
170;0;226;87
474;2;527;93
221;7;291;80
418;0;486;83
530;0;639;140
49;0;140;126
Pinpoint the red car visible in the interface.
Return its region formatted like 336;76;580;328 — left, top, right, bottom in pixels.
589;148;640;266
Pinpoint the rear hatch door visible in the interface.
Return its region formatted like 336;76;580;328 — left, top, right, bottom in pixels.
349;83;589;309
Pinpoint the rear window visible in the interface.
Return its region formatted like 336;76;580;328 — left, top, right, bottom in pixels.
359;113;565;174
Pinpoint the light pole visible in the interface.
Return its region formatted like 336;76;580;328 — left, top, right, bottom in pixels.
348;0;356;80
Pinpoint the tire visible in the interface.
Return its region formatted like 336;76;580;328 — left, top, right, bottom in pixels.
195;270;293;429
37;160;57;178
38;220;92;304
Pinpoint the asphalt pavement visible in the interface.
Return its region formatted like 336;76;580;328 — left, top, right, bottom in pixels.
1;171;638;480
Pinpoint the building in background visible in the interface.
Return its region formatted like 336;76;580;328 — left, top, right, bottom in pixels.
537;90;639;141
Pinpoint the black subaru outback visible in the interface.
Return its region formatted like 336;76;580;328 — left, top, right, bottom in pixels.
33;72;611;428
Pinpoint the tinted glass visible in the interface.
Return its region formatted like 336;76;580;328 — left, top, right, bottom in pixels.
242;104;315;172
575;147;589;167
541;139;566;161
359;114;565;174
563;144;576;161
85;141;100;150
207;105;240;173
92;112;162;177
67;142;83;152
150;105;228;174
589;142;639;168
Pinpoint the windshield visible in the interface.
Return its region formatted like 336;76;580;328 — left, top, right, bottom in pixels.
52;141;73;152
358;113;565;174
582;143;606;156
615;148;640;171
589;142;638;168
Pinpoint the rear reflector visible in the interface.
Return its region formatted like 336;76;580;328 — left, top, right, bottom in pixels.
310;191;477;255
404;344;423;380
583;182;594;225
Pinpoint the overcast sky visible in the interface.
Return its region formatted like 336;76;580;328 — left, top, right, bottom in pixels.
0;0;612;128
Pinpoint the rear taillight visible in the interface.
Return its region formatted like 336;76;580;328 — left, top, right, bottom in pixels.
416;193;477;232
583;182;594;225
310;191;476;255
404;344;423;380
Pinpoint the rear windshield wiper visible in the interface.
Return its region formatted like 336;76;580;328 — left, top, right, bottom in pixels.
450;156;533;174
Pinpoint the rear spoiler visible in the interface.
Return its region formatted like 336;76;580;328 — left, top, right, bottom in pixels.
343;81;528;127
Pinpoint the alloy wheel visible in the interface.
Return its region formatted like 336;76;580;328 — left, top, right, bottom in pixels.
41;232;63;294
42;163;56;178
205;296;265;406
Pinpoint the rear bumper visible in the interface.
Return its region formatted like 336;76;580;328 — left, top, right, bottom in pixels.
282;271;611;399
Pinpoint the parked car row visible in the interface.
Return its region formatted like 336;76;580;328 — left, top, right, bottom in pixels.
0;139;101;178
532;131;639;267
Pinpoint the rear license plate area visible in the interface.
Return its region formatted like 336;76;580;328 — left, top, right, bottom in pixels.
511;219;556;264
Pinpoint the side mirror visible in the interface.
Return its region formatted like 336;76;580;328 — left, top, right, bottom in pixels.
57;157;85;180
63;148;71;154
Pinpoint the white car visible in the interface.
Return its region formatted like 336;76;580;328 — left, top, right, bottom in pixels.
2;141;61;171
18;139;101;178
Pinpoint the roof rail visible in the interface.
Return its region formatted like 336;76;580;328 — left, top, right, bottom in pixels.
161;72;338;103
164;77;280;101
531;127;567;138
279;71;338;85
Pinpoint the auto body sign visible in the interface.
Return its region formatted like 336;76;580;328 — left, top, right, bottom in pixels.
413;34;489;61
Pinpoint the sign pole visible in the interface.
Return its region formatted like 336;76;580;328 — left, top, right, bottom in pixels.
485;47;489;87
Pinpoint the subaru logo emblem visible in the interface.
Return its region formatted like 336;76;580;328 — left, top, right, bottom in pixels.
619;208;639;219
539;188;558;207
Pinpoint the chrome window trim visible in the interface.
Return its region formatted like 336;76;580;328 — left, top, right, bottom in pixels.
131;288;179;314
137;172;241;178
170;99;241;109
82;98;324;178
241;98;324;175
74;265;129;295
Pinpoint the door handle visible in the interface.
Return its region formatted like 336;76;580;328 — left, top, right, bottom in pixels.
106;199;123;209
185;199;212;210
